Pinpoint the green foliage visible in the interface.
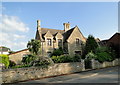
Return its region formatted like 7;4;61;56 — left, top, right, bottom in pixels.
51;55;81;63
50;47;63;57
96;52;113;63
30;56;53;67
9;60;16;68
22;54;36;64
95;46;109;53
27;39;41;55
0;54;9;68
9;51;15;54
51;55;73;63
72;55;81;62
95;46;115;63
83;35;98;59
86;51;97;60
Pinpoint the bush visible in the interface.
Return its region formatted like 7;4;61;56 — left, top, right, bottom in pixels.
72;55;81;62
86;51;97;60
30;56;54;67
95;46;114;63
22;54;36;64
96;52;113;63
50;48;63;57
51;55;73;63
0;54;9;68
9;60;16;68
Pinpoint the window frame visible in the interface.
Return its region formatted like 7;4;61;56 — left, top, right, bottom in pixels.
76;38;80;45
47;38;52;46
58;39;62;47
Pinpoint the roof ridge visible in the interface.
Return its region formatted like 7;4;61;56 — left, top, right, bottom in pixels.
41;28;64;31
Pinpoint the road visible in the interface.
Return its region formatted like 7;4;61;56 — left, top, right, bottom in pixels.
18;66;119;84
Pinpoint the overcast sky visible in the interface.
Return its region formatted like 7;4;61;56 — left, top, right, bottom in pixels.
1;2;118;51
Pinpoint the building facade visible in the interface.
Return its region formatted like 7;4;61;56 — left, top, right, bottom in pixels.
35;20;86;57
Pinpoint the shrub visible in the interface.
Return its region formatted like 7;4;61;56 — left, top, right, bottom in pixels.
30;56;54;67
72;55;81;62
50;48;63;57
22;54;36;64
96;52;113;63
85;51;97;60
9;60;16;68
51;55;73;63
95;46;114;63
0;54;9;68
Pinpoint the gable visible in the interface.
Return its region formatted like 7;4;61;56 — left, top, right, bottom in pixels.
67;26;86;42
44;31;53;38
55;32;63;39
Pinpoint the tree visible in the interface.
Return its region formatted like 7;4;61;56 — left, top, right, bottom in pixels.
0;54;9;69
9;51;15;54
83;35;98;59
27;39;41;55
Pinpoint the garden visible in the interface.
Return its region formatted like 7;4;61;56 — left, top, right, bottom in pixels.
0;35;117;69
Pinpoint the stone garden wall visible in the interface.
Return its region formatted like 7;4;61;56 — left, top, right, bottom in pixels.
1;59;119;83
91;59;119;69
1;61;85;83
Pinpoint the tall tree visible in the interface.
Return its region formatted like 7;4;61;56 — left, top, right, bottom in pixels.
83;35;98;58
27;39;41;55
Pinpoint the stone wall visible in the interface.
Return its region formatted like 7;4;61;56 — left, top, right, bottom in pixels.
67;27;86;57
1;59;119;83
91;59;119;69
2;62;85;83
9;49;30;64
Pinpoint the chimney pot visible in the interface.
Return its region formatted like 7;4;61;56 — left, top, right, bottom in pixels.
63;22;70;32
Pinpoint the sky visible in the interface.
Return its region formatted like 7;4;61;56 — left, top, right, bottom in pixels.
1;2;118;51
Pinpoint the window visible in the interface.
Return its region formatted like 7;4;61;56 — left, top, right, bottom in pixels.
58;39;62;47
76;38;80;45
47;38;52;46
75;51;81;56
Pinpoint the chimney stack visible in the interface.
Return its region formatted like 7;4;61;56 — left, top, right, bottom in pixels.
63;22;70;32
37;20;41;29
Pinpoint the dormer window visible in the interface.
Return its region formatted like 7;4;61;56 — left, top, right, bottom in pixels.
47;38;52;46
76;38;80;45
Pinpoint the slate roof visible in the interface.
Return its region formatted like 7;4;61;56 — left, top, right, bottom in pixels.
41;28;64;35
38;28;64;41
63;27;75;42
37;26;85;42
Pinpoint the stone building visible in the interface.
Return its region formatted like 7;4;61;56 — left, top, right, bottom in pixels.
35;20;86;57
9;49;30;64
